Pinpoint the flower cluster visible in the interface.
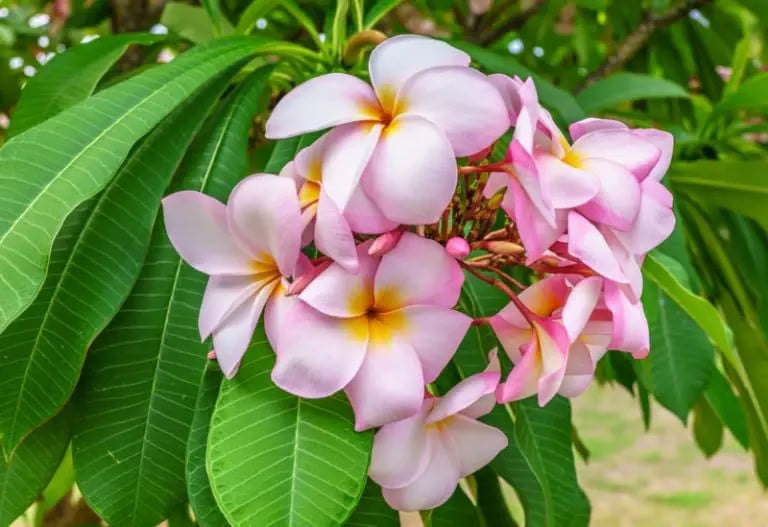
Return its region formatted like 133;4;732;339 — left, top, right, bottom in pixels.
162;35;674;512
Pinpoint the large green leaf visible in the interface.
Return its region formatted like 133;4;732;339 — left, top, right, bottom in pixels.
345;480;399;527
450;41;586;124
431;488;482;527
207;333;372;527
162;3;233;43
576;73;689;113
363;0;405;29
0;410;69;526
670;161;768;230
643;280;715;421
713;72;768;114
0;36;305;335
263;133;322;174
692;397;724;458
72;68;273;527
186;365;228;527
0;68;236;454
705;369;749;448
6;33;165;138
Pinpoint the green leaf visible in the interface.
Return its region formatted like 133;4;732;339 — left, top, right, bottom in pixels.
643;280;715;422
473;467;517;527
576;73;689;113
33;445;74;527
487;399;590;527
72;68;273;527
705;369;749;449
331;0;350;58
207;331;372;527
0;66;237;454
713;72;768;114
0;410;69;526
0;36;300;335
201;0;226;35
236;0;283;34
162;3;233;43
345;480;398;527
6;33;165;138
263;133;322;174
450;41;586;124
186;365;228;527
643;252;731;352
431;488;482;527
363;0;405;29
693;397;724;458
670;161;768;230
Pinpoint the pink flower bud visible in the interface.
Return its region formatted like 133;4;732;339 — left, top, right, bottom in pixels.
368;229;405;256
207;350;217;360
446;237;470;259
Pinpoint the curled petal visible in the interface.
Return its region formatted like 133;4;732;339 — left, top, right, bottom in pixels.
162;192;253;275
264;283;298;350
533;318;570;406
615;179;676;255
227;174;302;277
343;184;399;234
321;123;384;209
506;179;565;263
558;340;601;398
427;371;500;424
567;212;627;284
561;276;602;340
569;118;627;141
398;66;509;156
314;191;358;271
632;129;674;182
363;115;456;225
265;73;379;138
496;341;541;403
374;233;464;310
604;281;649;358
199;275;263;340
443;415;508;477
577;158;642;231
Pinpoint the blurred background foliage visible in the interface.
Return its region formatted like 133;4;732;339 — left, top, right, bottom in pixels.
1;0;768;525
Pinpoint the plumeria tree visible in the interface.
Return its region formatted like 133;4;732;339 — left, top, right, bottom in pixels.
1;1;767;526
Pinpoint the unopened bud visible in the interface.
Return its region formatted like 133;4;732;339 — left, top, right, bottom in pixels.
446;237;471;259
286;271;315;296
482;241;524;256
207;350;217;360
368;229;404;256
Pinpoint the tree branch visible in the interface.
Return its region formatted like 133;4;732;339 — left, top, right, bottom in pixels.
579;0;713;90
472;0;547;46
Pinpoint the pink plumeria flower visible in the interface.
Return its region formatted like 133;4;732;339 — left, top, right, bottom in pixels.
162;174;302;378
270;232;471;430
281;131;397;271
266;35;509;224
368;362;507;511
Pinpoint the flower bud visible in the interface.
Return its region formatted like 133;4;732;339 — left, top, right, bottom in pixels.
446;237;470;259
368;229;405;256
286;271;315;296
482;241;524;256
207;350;217;360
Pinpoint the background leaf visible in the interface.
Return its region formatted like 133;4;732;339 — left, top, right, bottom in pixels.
207;331;372;527
693;397;724;457
576;73;689;113
430;488;482;527
345;480;399;527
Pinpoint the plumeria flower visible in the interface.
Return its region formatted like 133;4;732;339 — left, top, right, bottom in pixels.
282;130;397;271
162;174;302;378
266;35;509;224
270;232;471;430
368;360;507;511
492;275;647;404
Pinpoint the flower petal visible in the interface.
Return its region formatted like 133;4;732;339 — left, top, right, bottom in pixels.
374;232;464;310
264;283;297;350
345;322;425;430
568;118;627;141
615;179;675;255
382;437;461;512
265;73;379;138
632;129;673;182
604;281;649;358
299;242;378;317
213;282;276;378
577;158;642;231
363;115;456;224
567;211;627;284
534;152;600;209
382;306;471;383
227;174;302;277
314;191;358;271
199;275;262;340
369;401;433;489
426;372;500;424
573;129;661;179
561;276;602;340
162;191;254;275
533;317;570;405
443;414;508;476
321;123;384;209
369;35;469;112
506;179;565;263
398;66;509;156
343;185;400;234
558;340;600;398
271;301;368;397
495;340;541;403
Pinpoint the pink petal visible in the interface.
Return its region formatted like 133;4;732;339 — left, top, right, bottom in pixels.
573;130;661;180
314;191;358;271
383;306;471;383
199;275;263;340
483;171;508;198
374;233;464;310
559;341;599;398
490;315;531;364
265;73;379;138
534;152;600;209
398;66;509;156
506;178;564;263
462;350;501;418
227;174;302;277
369;402;433;489
532;318;570;405
271;301;368;397
561;276;602;340
509;141;553;223
519;275;570;317
604;281;649;358
426;372;500;423
495;340;541;403
443;414;508;476
369;35;469;114
615;179;675;255
382;437;461;511
567;212;627;284
343;184;399;234
263;283;297;350
300;242;378;318
213;282;277;378
577;158;642;231
345;323;425;430
162;191;254;275
363;115;456;224
488;74;524;121
632;129;673;182
568;118;627;141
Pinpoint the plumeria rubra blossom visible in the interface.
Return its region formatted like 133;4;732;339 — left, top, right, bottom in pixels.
162;174;302;378
492;275;648;404
265;35;509;224
368;357;507;511
270;233;471;430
